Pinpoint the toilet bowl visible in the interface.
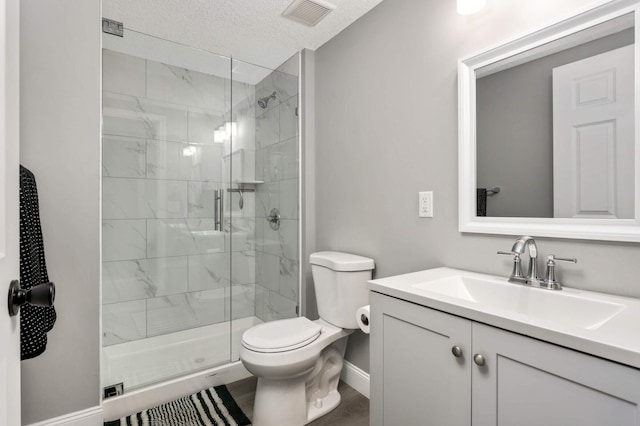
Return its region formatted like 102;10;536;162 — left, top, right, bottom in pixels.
239;251;374;426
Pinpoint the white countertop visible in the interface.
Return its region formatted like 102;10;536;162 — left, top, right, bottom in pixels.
369;267;640;369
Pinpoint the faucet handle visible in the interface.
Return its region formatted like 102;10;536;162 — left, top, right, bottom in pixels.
552;255;577;264
497;251;525;282
542;254;577;290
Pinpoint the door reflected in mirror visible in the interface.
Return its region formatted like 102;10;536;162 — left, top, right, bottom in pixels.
475;13;634;219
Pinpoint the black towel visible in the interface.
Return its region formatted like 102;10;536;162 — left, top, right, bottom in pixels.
477;188;487;217
19;165;56;360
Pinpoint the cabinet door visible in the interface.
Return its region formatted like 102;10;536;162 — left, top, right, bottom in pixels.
472;323;640;426
370;292;472;426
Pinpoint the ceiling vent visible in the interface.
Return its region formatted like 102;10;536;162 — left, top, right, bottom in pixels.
283;0;336;26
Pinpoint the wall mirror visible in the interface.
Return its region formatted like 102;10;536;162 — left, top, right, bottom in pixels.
459;0;640;242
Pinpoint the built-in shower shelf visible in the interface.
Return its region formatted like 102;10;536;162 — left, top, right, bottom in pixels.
235;180;264;185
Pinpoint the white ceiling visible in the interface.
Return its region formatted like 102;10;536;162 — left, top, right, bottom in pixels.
102;0;384;70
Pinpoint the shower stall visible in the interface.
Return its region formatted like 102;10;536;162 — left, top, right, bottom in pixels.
100;28;300;398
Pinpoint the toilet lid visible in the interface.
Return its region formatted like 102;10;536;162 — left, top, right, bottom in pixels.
242;317;322;353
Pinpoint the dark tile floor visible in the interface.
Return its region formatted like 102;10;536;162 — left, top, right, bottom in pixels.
227;376;370;426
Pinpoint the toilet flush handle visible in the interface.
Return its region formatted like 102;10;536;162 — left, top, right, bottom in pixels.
360;313;369;327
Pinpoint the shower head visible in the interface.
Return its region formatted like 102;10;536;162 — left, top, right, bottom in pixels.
258;91;277;109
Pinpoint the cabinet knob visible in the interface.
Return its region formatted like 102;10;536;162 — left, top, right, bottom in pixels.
451;346;463;358
473;353;485;366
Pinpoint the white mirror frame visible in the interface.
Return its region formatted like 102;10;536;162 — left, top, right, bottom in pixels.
459;0;640;243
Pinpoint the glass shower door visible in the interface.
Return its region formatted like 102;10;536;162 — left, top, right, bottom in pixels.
229;54;301;361
101;30;236;393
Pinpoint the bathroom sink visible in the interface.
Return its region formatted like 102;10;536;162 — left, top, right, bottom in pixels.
369;267;640;369
412;275;625;330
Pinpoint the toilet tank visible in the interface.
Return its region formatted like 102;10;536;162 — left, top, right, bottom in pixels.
310;251;375;329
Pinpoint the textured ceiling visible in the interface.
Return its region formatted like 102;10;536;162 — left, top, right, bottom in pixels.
102;0;384;70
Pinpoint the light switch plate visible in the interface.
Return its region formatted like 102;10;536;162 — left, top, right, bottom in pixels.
419;191;433;218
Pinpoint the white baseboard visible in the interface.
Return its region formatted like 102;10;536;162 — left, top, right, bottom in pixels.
340;360;370;399
27;406;103;426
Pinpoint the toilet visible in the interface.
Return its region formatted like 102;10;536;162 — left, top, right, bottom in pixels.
239;251;374;426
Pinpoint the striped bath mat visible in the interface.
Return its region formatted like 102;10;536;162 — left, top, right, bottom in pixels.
104;385;251;426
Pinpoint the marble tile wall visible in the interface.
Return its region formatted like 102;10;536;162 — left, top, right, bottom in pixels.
102;50;258;346
254;66;300;322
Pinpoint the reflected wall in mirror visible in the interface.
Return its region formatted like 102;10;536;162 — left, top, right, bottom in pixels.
459;0;640;242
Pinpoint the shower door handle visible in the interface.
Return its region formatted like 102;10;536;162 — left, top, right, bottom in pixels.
219;190;224;231
214;189;224;231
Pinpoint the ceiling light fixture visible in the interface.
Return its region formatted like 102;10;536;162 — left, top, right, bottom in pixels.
457;0;486;15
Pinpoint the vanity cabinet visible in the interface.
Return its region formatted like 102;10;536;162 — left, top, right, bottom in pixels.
370;292;640;426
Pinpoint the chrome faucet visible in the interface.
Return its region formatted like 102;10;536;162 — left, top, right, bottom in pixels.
499;237;578;290
498;236;539;285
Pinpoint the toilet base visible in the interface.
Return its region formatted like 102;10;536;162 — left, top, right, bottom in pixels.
251;337;348;426
252;379;342;426
253;376;308;426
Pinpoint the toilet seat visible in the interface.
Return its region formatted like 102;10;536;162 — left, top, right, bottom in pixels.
242;317;322;353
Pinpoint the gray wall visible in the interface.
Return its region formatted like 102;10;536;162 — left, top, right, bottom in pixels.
20;0;101;423
477;28;634;218
313;0;640;374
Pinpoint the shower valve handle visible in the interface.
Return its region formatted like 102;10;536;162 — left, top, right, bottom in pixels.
267;208;280;230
